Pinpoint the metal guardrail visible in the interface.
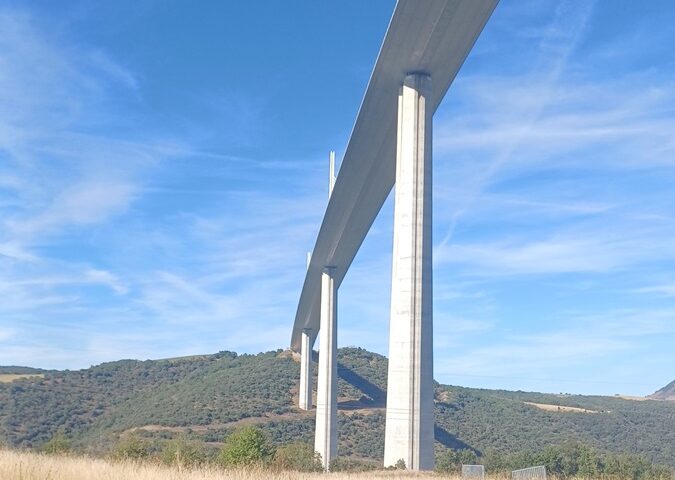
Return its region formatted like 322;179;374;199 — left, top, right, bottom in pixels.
462;464;485;479
512;465;547;480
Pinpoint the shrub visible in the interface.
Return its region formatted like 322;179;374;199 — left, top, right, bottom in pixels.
436;449;479;473
42;433;71;455
480;442;673;480
219;426;274;467
112;435;150;461
160;436;207;468
271;442;322;472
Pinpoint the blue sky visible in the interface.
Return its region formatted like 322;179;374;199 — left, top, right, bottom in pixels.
1;0;674;396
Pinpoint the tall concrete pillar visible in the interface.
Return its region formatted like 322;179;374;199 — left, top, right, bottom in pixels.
314;267;338;470
329;150;336;197
384;73;434;471
299;329;313;410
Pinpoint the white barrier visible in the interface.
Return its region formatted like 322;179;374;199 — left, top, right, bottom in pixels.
462;464;485;479
512;465;547;480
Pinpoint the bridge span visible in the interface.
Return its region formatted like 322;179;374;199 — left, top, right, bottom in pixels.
290;0;499;471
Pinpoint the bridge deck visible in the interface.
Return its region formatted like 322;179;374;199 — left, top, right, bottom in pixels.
291;0;499;351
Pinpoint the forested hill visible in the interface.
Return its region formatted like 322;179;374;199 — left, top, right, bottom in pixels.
0;348;673;466
0;366;47;375
649;380;675;401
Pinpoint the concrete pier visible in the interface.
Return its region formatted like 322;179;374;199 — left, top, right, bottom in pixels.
314;267;338;470
384;73;435;471
299;329;313;411
329;150;336;197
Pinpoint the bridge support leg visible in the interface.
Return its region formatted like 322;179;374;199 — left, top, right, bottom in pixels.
384;72;434;471
314;267;338;470
299;329;313;410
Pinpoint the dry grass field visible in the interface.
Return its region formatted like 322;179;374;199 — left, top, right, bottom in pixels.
0;449;498;480
0;373;43;383
523;402;599;414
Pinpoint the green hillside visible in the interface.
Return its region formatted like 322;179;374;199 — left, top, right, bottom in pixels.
0;348;673;467
0;366;47;375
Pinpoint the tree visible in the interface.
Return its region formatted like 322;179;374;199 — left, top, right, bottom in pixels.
577;444;601;478
219;426;274;467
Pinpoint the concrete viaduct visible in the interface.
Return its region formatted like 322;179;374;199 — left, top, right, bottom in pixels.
290;0;499;471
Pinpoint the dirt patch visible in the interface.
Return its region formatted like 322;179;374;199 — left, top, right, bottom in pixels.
125;400;384;435
125;410;313;435
615;395;649;401
0;374;44;383
524;402;598;413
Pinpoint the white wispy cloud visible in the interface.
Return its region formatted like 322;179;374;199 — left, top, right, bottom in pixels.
424;0;675;394
435;225;675;276
0;327;15;342
0;8;151;248
1;0;673;399
428;0;675;280
8;180;137;238
633;284;675;297
436;308;675;380
0;6;187;366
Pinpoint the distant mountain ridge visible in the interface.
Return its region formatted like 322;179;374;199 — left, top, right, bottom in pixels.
649;380;675;401
0;348;673;467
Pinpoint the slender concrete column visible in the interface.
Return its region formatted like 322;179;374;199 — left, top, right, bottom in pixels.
299;329;313;411
329;150;336;198
314;267;338;471
384;73;434;471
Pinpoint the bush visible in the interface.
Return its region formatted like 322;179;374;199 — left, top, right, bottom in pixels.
602;453;672;480
481;442;673;480
160;436;207;468
42;433;71;455
112;435;150;461
219;426;274;467
271;442;322;472
436;449;479;473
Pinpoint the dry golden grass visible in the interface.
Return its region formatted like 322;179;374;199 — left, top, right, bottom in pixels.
0;374;44;383
615;395;649;402
524;402;598;414
0;449;482;480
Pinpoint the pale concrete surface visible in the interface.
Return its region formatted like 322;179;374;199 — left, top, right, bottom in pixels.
314;267;338;470
298;329;313;411
292;0;499;471
329;150;336;198
291;0;498;351
384;73;434;471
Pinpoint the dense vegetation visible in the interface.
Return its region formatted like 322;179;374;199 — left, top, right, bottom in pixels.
0;347;673;472
438;443;672;479
0;367;46;375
